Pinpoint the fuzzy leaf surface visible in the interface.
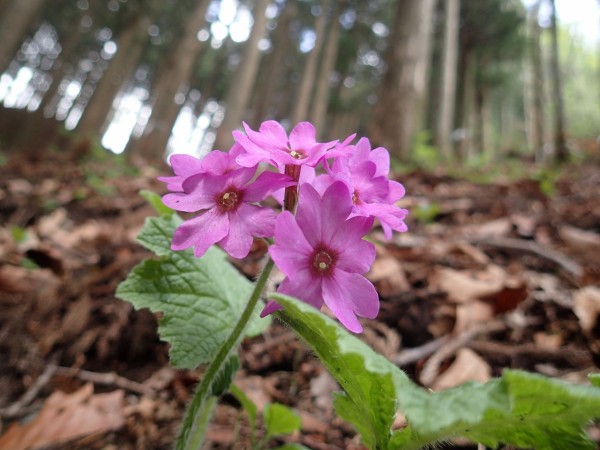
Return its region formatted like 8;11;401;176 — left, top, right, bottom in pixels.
116;215;270;368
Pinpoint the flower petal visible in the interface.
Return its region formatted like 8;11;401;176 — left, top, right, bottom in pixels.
320;181;353;246
370;146;391;177
171;208;229;258
246;120;288;150
238;203;277;238
162;173;223;212
294;183;324;247
244;171;295;202
269;211;312;278
278;273;324;309
218;209;256;259
288;122;318;151
322;271;379;333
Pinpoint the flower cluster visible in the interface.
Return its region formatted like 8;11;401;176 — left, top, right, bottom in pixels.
160;121;408;333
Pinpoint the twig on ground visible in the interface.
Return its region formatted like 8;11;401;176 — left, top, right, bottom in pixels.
470;237;583;279
468;341;593;368
419;320;507;387
52;366;157;397
394;336;450;367
0;359;58;419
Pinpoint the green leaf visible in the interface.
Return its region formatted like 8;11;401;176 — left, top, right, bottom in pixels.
116;215;270;368
274;293;600;450
140;189;174;216
230;384;258;424
263;403;302;437
399;370;600;449
272;293;410;449
589;373;600;388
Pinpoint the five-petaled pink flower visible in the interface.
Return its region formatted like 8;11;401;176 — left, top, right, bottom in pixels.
261;182;379;333
233;121;338;169
162;166;294;259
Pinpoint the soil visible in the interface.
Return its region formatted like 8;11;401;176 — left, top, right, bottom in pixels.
1;142;599;449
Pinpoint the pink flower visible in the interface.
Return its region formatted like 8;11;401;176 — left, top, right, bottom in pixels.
233;121;338;169
162;167;294;259
158;144;245;191
261;182;379;333
321;138;408;239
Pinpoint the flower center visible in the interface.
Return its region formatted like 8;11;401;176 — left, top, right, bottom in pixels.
311;247;336;277
289;149;306;160
217;188;241;212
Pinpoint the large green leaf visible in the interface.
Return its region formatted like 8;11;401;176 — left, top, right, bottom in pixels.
273;293;600;450
116;214;270;368
272;293;410;449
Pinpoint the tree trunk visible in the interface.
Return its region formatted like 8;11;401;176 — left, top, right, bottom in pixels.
549;0;568;163
455;50;475;161
251;2;295;126
131;0;210;160
309;0;344;137
434;0;460;161
0;0;46;73
290;0;329;125
77;12;153;137
214;0;270;149
38;15;85;116
369;0;436;161
526;0;545;155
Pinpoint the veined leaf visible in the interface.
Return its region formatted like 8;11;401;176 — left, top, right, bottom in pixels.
116;214;270;368
273;293;600;450
272;293;410;449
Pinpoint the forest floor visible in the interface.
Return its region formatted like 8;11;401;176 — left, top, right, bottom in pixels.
0;142;599;450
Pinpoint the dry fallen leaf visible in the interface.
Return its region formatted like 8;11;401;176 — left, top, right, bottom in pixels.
559;225;600;250
454;301;495;334
432;348;491;390
430;265;507;303
367;245;410;297
573;286;600;333
0;384;125;450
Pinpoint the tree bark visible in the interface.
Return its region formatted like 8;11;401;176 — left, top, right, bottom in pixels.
37;14;85;116
369;0;436;161
309;0;344;137
526;0;545;155
290;0;329;125
131;0;210;160
214;0;270;149
77;11;154;137
0;0;46;73
549;0;568;163
251;2;295;126
434;0;460;161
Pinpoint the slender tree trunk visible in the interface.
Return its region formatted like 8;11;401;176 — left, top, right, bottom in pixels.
77;12;153;137
131;0;210;159
251;2;295;126
549;0;568;163
310;0;344;137
290;0;329;125
214;0;270;149
527;0;545;155
434;0;460;161
369;0;436;161
38;16;85;116
455;50;475;161
0;0;46;73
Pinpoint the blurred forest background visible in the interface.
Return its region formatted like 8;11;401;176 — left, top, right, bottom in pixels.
0;0;598;166
2;1;600;449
